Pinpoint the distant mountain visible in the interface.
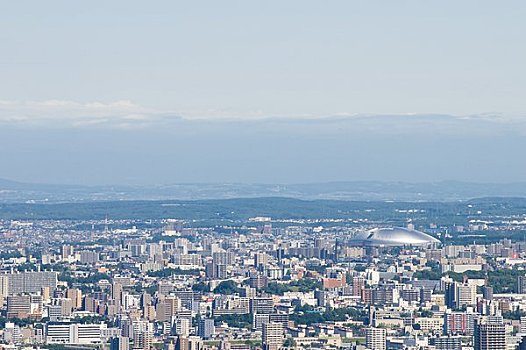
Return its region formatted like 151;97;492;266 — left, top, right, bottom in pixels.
2;178;526;203
1;195;526;221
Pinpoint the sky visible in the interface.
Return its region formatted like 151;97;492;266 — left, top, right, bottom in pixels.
0;1;525;185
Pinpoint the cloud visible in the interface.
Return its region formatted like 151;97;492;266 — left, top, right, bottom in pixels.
0;99;182;129
0;99;524;136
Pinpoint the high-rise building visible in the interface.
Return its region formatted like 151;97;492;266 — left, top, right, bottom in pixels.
239;286;256;299
7;295;31;318
445;281;476;309
250;297;274;314
176;336;203;350
365;327;386;350
482;286;493;301
445;281;456;309
262;322;283;350
197;318;215;340
0;275;9;300
254;253;270;267
79;250;99;264
474;318;506;350
61;245;74;260
444;311;476;335
174;318;190;337
212;251;235;265
67;288;83;309
420;288;432;304
135;330;153;350
518;275;526;294
52;297;73;317
206;262;227;280
252;314;289;332
248;274;268;289
520;316;526;334
47;304;63;321
110;336;130;350
352;276;365;297
5;271;58;295
173;290;194;310
156;296;180;322
456;283;476;308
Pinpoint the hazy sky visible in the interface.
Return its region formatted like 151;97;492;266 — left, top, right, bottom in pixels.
1;1;525;185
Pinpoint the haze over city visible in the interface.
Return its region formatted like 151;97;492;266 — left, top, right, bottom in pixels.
1;1;526;185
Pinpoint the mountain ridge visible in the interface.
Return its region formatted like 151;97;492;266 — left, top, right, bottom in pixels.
2;178;526;203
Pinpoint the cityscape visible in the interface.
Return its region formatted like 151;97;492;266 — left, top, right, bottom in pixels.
2;1;526;350
1;197;526;350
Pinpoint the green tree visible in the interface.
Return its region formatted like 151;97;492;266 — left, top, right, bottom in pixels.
213;280;239;295
192;282;210;293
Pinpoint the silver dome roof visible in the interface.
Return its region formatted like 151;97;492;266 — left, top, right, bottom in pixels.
350;227;440;247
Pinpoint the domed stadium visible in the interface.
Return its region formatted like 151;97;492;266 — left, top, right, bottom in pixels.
349;227;440;247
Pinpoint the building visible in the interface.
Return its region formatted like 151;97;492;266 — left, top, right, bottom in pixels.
61;245;74;260
253;313;289;332
110;336;130;350
212;295;250;316
365;327;386;350
0;275;8;300
239;286;256;299
262;322;283;350
79;250;99;264
519;275;526;294
5;271;58;295
455;283;477;308
518;336;526;350
349;227;440;247
250;297;274;314
444;311;476;335
445;281;476;309
474;318;506;350
156;296;180;322
481;286;493;301
48;304;63;321
176;336;203;350
174;318;190;337
429;336;462;350
248;274;268;289
414;317;444;333
212;251;235;265
134;330;153;350
352;276;365;297
198;318;215;340
46;323;104;344
67;288;83;309
6;295;31;318
173;290;194;310
3;322;22;344
206;262;227;280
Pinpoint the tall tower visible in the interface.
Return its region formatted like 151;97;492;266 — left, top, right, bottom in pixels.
104;215;110;234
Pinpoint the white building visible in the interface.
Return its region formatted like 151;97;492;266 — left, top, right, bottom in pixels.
365;327;386;350
46;323;106;344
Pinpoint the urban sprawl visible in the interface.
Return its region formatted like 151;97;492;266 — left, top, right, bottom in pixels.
1;207;526;350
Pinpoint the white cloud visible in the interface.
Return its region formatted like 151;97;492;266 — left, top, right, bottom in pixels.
0;99;182;128
1;99;524;132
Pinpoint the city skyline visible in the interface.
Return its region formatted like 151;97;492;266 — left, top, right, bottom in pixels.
2;3;526;350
